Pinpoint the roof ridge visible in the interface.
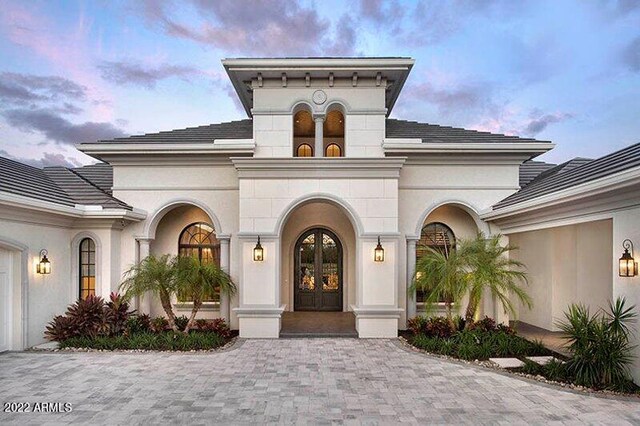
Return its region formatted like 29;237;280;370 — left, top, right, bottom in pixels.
495;141;640;209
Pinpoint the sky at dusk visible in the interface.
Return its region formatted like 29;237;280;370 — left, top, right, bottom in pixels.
0;0;639;168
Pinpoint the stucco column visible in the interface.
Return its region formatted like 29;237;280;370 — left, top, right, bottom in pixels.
219;237;231;323
406;237;418;320
136;238;153;315
314;116;324;157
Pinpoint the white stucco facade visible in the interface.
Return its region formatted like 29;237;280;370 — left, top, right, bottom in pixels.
1;56;639;386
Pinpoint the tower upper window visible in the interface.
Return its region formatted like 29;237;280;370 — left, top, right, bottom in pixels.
323;110;344;157
293;109;315;157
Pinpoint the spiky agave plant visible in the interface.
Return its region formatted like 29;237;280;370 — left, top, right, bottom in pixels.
557;297;637;391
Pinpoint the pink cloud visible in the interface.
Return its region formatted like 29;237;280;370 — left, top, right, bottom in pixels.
0;3;114;121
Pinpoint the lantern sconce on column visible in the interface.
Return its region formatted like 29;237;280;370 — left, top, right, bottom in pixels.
253;236;264;262
37;249;51;274
619;239;638;277
374;236;385;262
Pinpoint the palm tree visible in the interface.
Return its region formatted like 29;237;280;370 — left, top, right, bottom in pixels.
462;233;531;325
119;254;179;331
409;246;466;330
174;256;237;333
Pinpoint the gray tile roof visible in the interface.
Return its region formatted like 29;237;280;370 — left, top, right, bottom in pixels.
85;119;253;144
0;156;131;210
73;163;113;194
385;119;550;144
43;167;130;210
519;160;557;187
494;143;640;210
0;156;76;207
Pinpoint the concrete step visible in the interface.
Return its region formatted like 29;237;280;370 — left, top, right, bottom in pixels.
280;332;358;338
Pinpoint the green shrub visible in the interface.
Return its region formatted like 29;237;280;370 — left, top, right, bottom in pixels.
440;340;456;356
521;360;544;376
59;331;225;351
126;314;151;335
557;297;637;391
174;315;189;332
467;316;497;332
196;318;232;338
407;316;429;335
150;316;169;333
456;341;479;360
544;359;568;382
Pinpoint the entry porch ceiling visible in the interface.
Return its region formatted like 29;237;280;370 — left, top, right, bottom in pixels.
222;57;415;117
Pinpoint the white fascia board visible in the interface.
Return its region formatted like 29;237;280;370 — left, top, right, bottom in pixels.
482;167;640;221
0;192;145;221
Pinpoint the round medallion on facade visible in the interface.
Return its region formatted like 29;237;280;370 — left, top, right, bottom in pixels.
312;90;327;105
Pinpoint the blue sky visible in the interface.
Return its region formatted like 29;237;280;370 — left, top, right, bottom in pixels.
0;0;639;167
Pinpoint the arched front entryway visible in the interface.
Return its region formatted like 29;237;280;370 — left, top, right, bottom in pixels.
279;198;357;336
294;227;343;311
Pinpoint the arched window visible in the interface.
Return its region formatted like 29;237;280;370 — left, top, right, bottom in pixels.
294;109;315;157
297;143;313;157
178;222;220;302
325;143;341;157
79;238;96;301
416;222;456;303
323;109;344;157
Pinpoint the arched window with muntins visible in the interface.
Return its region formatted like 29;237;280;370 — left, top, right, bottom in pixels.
178;222;220;302
416;222;456;303
79;238;96;301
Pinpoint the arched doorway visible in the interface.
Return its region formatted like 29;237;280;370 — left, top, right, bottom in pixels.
294;228;343;311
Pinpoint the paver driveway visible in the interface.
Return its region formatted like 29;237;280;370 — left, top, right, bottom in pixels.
1;338;639;424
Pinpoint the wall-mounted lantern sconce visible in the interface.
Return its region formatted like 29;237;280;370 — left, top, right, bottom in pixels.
374;236;385;262
253;236;264;262
37;249;51;274
619;239;638;277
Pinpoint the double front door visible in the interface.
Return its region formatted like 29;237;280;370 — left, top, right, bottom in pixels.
294;228;343;311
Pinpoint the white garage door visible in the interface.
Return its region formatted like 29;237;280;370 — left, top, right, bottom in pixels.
0;249;11;352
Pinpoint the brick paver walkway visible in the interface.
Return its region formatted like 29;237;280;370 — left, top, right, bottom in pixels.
1;339;639;424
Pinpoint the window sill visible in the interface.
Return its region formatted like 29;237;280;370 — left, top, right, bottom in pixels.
173;302;220;312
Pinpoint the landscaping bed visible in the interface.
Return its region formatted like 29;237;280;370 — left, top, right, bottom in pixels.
404;316;553;361
405;312;639;395
58;331;230;351
44;293;233;352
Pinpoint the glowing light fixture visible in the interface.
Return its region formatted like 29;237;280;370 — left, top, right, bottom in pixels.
37;249;51;274
619;239;638;277
374;236;385;262
253;236;264;262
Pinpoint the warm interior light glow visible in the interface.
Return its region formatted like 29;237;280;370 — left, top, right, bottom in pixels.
374;236;384;262
619;239;638;277
37;249;51;274
253;236;264;262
